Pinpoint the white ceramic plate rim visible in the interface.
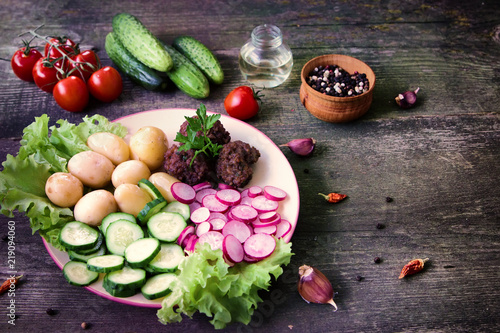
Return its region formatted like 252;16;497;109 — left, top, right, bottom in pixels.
43;108;300;308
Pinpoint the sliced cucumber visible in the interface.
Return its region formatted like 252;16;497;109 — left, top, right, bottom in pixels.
72;232;104;255
146;243;185;274
100;212;136;236
68;243;107;263
147;212;187;242
87;254;125;273
138;178;164;200
162;201;190;221
103;266;146;297
105;220;144;256
63;261;99;286
124;238;161;268
137;198;167;225
141;272;177;300
59;221;101;252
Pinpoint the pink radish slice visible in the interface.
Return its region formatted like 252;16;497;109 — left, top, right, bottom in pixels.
248;185;263;198
252;213;281;228
184;234;198;252
275;219;292;239
254;224;277;235
222;220;253;243
222;234;244;263
230;204;258;223
210;212;228;222
240;196;253;206
171;182;196;204
263;185;287;201
218;183;235;190
196;188;217;203
259;211;278;223
243;254;260;263
240;188;249;198
193;181;212;191
189;201;201;212
244;233;276;260
196;221;212;237
251;195;279;213
216;188;241;206
202;194;229;213
197;231;224;251
177;225;195;246
209;218;226;231
190;206;210;224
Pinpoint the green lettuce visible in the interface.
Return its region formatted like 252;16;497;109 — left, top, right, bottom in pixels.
157;238;293;329
0;114;127;250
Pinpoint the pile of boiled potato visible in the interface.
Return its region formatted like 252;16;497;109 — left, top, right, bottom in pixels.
44;126;180;226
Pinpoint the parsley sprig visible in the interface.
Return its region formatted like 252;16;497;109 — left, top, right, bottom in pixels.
174;104;223;166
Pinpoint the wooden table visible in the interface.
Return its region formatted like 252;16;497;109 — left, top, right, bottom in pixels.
1;1;500;332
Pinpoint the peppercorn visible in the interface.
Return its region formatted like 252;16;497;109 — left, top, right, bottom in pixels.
374;257;382;264
376;223;385;229
46;307;57;316
386;196;393;202
307;65;369;97
355;275;363;281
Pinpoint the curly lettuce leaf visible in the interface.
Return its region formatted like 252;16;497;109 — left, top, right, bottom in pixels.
0;114;127;250
157;238;293;329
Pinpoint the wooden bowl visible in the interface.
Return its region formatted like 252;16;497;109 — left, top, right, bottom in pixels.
300;54;376;123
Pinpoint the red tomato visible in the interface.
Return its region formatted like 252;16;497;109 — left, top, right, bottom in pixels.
69;50;101;81
32;58;62;93
87;66;123;103
44;37;79;58
224;86;262;120
11;46;42;82
53;76;89;112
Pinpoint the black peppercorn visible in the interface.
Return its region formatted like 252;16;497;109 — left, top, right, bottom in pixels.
374;257;381;264
376;223;385;229
386;197;393;202
356;275;363;281
46;308;57;316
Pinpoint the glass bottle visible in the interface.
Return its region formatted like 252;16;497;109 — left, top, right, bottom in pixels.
238;24;293;88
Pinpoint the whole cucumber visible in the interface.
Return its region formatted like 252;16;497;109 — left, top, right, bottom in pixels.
105;32;167;91
161;42;210;99
173;36;224;85
112;13;172;72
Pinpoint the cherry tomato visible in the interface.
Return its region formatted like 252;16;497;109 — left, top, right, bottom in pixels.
32;58;62;93
11;46;42;82
224;86;262;120
87;66;123;103
53;76;89;112
69;50;101;81
44;37;79;58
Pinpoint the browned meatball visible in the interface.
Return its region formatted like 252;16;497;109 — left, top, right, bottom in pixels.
215;140;260;188
163;144;212;185
179;117;231;146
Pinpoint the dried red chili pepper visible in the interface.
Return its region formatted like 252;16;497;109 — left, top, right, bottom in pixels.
0;275;22;294
399;258;429;279
318;192;347;203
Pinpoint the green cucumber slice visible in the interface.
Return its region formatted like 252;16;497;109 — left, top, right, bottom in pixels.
138;178;164;200
162;201;190;221
87;254;125;273
68;243;107;263
137;198;167;225
124;238;161;268
103;266;146;296
141;272;177;300
63;261;99;286
105;220;144;256
59;221;101;252
100;212;136;236
146;243;185;273
147;212;186;243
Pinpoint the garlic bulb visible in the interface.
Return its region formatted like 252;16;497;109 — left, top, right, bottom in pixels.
297;265;337;311
280;138;316;156
395;87;420;109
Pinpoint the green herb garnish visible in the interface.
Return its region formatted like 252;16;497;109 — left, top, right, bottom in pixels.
174;103;223;166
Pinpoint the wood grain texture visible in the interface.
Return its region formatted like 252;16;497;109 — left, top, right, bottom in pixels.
1;0;499;332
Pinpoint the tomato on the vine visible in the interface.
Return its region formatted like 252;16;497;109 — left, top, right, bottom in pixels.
11;45;42;82
69;50;101;81
53;76;89;112
224;86;262;120
87;66;123;103
44;37;79;58
32;58;64;93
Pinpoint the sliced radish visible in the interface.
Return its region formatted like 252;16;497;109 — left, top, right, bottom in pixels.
177;225;195;246
190;206;210;224
251;195;279;213
275;219;292;239
222;220;252;243
209;218;226;231
240;196;253;206
189;201;201;213
223;234;244;263
171;182;196;204
210;212;228;222
243;254;260;263
196;188;217;203
218;183;235;190
263;185;287;201
248;185;263;198
230;204;258;223
259;211;278;223
193;181;212;191
216;188;242;206
196;221;212;237
240;188;249;198
202;194;229;213
184;234;199;252
252;214;281;228
254;224;277;235
244;233;276;260
197;231;224;251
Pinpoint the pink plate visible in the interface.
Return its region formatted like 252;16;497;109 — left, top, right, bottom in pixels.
43;108;300;308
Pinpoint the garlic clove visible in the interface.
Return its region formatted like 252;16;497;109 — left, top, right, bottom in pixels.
280;138;316;156
298;265;337;311
395;87;420;109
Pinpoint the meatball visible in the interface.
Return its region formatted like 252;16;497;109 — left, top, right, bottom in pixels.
163;144;212;185
216;140;260;188
179;117;231;146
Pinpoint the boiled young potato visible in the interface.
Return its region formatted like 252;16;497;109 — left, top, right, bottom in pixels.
87;132;130;165
148;172;180;202
129;126;168;171
111;160;151;188
114;183;153;217
74;189;118;227
68;151;115;188
45;172;84;208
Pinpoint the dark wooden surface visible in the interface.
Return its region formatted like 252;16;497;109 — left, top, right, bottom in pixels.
1;1;500;332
